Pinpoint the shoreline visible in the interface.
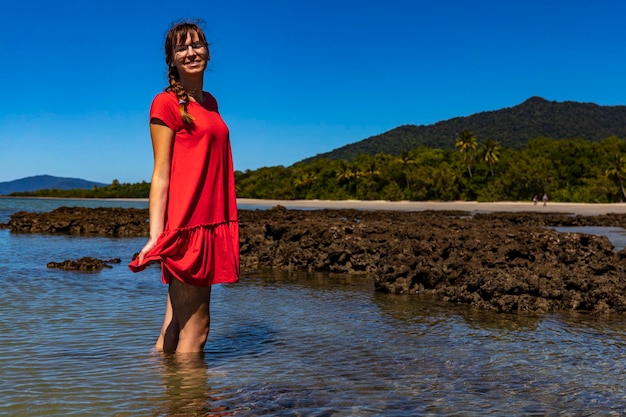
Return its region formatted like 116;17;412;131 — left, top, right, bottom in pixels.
4;195;626;216
237;198;626;216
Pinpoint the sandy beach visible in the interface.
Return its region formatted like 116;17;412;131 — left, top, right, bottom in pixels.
237;198;626;216
11;197;626;229
9;196;626;217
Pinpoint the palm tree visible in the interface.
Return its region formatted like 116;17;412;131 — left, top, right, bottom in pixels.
349;162;361;195
363;159;381;178
455;130;477;177
335;160;352;185
395;150;416;191
397;150;415;166
605;154;626;201
293;171;316;189
481;138;500;177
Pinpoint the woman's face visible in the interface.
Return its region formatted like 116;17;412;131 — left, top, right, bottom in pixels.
171;32;209;78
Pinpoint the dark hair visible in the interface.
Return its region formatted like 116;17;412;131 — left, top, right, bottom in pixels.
164;21;209;124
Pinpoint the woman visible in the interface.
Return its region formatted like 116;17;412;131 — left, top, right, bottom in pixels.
129;21;240;354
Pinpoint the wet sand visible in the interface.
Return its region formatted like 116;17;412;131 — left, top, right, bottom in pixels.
237;199;626;216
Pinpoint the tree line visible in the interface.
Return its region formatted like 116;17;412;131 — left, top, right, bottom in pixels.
11;134;626;203
236;133;626;203
10;179;150;199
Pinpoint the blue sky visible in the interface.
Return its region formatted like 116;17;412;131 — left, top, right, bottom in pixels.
1;0;625;184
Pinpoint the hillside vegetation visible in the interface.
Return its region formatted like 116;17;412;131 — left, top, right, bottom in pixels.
9;180;150;199
304;96;626;161
235;136;626;203
0;175;106;195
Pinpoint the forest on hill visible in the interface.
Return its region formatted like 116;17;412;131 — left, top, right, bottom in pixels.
304;97;626;162
234;135;626;203
8;180;150;199
0;175;106;195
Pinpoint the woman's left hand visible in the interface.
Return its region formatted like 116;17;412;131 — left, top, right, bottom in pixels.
136;237;158;265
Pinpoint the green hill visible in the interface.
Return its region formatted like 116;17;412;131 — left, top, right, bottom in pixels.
0;175;107;195
304;96;626;162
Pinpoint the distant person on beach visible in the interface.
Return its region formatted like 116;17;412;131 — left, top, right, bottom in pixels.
542;193;548;206
128;21;239;354
533;195;538;205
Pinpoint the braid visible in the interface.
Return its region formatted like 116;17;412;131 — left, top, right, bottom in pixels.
166;66;194;124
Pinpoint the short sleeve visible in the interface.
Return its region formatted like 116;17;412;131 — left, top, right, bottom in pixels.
205;93;219;113
149;92;183;131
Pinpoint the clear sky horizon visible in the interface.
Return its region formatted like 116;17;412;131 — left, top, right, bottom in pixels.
1;0;625;184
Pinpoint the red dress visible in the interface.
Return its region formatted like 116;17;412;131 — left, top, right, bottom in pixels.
128;91;240;286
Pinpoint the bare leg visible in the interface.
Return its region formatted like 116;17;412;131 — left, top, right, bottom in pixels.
155;292;180;353
168;279;212;354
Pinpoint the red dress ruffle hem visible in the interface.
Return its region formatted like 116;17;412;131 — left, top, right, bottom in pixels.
128;91;240;286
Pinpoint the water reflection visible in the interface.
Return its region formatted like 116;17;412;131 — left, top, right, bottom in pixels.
155;352;236;416
371;290;543;331
243;268;374;291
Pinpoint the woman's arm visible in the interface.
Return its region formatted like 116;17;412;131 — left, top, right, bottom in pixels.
137;119;174;264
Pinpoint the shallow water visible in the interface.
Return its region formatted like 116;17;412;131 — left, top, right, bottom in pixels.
550;225;626;252
3;198;626;416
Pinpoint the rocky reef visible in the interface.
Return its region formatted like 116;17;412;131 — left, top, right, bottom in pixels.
6;205;626;314
6;207;148;236
47;257;121;271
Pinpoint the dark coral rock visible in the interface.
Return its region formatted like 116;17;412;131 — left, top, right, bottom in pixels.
9;206;149;236
47;257;121;272
12;206;626;314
